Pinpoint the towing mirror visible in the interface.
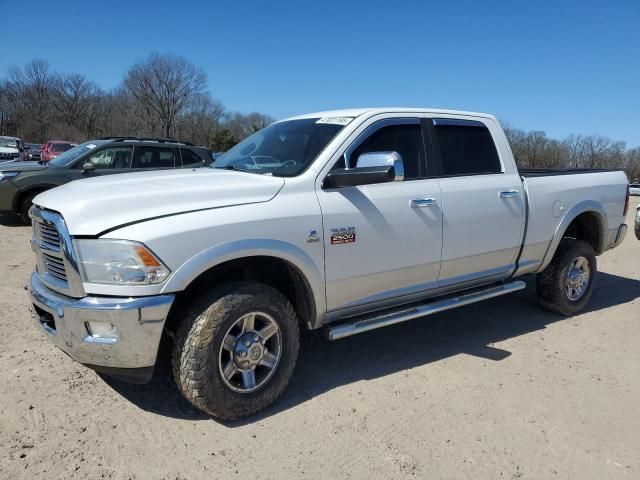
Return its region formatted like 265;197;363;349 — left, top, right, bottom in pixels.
323;151;404;189
82;162;96;172
356;151;404;182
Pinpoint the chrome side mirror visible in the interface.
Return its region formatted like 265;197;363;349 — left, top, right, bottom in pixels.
355;151;404;181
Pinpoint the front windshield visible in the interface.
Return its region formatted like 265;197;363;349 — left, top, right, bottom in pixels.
0;138;18;149
213;117;351;176
48;140;108;166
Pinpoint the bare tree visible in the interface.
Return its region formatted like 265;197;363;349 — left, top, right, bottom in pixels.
123;53;207;138
7;59;55;141
178;94;226;146
52;73;102;135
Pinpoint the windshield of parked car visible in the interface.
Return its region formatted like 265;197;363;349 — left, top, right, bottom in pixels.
48;140;109;166
0;138;18;149
212;117;350;176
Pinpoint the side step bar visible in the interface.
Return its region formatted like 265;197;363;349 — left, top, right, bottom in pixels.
326;281;527;341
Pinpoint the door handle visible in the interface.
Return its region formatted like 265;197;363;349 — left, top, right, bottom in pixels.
410;198;436;208
499;190;520;199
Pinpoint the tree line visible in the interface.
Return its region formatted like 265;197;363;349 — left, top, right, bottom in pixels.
0;54;273;152
0;53;638;181
504;126;640;182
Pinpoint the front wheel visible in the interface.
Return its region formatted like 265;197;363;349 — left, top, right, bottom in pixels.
19;191;40;226
172;282;300;419
536;238;597;315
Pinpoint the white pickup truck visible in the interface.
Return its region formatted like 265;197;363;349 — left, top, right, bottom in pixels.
28;108;630;419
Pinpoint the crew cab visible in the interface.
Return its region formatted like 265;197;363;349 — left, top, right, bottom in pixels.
1;137;212;224
27;108;629;419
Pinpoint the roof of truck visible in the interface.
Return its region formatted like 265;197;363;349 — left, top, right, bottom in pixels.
284;108;498;122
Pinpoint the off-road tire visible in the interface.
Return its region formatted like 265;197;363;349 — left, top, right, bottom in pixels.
19;191;40;225
171;281;300;420
536;238;597;315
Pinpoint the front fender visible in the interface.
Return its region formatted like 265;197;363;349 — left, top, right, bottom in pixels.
160;238;326;326
537;200;607;272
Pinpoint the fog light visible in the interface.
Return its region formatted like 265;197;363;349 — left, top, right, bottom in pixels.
85;321;118;343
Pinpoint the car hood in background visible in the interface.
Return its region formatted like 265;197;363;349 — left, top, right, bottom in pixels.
0;160;46;171
33;168;285;235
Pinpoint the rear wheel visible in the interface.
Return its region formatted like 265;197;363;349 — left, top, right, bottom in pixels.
536;238;596;315
172;281;300;419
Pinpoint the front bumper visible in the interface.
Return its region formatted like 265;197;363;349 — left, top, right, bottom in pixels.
29;272;174;382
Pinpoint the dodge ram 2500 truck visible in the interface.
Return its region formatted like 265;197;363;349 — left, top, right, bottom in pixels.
28;108;630;419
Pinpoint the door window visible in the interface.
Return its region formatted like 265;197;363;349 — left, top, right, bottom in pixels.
132;147;176;169
349;124;426;179
432;119;501;176
180;149;203;167
83;146;132;169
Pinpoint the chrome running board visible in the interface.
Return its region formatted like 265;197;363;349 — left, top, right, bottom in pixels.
326;281;527;341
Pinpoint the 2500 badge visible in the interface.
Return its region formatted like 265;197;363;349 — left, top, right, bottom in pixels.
330;227;356;245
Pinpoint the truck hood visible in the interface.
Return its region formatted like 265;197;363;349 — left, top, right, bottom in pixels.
0;160;46;172
33;168;285;235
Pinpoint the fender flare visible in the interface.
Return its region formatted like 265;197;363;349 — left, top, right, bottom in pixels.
160;238;326;327
537;200;607;272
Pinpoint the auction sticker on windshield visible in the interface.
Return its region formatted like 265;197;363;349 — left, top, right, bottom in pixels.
316;117;353;126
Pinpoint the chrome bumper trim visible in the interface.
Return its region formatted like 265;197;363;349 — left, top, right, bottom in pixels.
29;272;174;369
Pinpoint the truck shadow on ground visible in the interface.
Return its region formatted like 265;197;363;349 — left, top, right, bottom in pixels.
0;214;26;227
101;271;640;424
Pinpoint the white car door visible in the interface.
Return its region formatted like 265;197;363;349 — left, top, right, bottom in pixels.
427;117;525;287
316;117;443;313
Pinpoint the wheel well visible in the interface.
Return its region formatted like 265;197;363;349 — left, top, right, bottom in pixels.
165;256;317;335
15;186;52;211
563;211;604;254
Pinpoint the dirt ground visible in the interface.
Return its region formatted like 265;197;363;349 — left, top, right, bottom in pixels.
0;199;638;480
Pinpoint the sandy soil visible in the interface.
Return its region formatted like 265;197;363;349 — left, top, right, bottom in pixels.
0;199;638;480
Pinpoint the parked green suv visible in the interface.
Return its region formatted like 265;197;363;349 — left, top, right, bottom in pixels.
0;137;212;224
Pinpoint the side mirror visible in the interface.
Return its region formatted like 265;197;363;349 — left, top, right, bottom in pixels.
82;162;96;172
323;151;404;189
355;151;404;181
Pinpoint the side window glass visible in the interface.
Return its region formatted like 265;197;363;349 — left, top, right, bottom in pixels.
180;149;202;166
350;124;425;179
84;147;132;169
432;119;501;176
132;147;176;169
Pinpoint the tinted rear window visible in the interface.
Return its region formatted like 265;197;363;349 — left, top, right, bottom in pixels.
432;119;501;176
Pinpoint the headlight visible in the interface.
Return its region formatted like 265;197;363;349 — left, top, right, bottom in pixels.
75;239;170;285
0;171;19;183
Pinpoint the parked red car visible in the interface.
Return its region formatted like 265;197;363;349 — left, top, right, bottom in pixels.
41;140;77;162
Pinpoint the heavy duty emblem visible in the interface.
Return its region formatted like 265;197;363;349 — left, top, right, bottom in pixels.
330;227;356;245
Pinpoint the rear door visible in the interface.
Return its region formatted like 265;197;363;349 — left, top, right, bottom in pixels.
131;145;178;170
428;117;525;287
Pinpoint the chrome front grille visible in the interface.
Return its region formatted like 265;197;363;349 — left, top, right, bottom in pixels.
31;207;84;298
38;222;61;247
42;251;67;281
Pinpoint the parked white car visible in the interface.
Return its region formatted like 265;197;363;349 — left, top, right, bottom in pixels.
0;136;25;162
629;183;640;196
28;108;630;419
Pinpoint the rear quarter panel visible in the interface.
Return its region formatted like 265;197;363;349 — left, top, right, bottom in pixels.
516;170;628;275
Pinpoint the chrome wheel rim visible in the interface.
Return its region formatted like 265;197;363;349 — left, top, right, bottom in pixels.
218;312;282;393
565;256;590;301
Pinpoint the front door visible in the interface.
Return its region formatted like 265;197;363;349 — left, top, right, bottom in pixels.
317;118;443;313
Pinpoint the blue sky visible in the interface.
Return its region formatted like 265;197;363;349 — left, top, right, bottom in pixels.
2;0;639;146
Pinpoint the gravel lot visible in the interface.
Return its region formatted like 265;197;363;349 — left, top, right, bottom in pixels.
1;199;638;480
